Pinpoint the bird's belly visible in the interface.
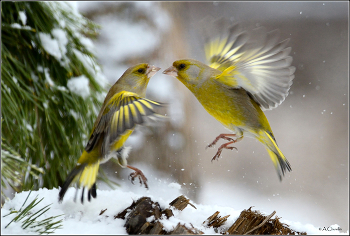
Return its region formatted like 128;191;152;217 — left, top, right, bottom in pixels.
200;96;246;131
194;83;266;137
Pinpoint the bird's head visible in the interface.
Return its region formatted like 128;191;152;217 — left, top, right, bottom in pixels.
163;59;220;91
113;63;160;97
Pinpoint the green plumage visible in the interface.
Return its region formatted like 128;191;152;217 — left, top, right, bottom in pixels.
163;24;294;180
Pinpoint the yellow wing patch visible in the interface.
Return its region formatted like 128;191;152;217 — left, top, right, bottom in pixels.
205;23;295;110
106;91;162;144
85;91;162;156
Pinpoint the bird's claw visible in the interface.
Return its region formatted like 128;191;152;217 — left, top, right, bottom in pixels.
206;142;215;149
211;144;238;162
206;134;236;149
211;152;222;162
227;146;238;151
128;171;149;189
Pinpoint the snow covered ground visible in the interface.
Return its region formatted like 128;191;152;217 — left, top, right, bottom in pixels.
1;165;346;235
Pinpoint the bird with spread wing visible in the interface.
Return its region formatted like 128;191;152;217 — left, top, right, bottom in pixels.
163;22;295;180
59;63;163;203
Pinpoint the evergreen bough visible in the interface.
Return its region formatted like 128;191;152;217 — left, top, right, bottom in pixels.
1;2;107;197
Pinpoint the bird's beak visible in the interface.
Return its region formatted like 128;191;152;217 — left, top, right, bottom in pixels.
146;65;161;78
163;66;178;77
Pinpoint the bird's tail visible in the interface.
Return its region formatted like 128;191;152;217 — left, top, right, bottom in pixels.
58;158;100;203
258;130;292;180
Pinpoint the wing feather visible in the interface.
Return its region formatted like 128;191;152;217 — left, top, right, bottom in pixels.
84;91;163;156
206;23;295;110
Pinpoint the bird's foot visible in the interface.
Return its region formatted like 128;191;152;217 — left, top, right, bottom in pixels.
211;149;223;162
211;141;238;162
206;133;237;149
127;165;148;189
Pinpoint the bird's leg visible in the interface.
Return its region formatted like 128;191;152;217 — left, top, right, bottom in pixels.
211;141;238;162
211;134;243;161
127;165;148;189
206;133;237;149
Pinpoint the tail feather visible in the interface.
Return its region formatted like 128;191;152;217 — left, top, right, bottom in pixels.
88;183;97;202
59;164;86;202
81;187;85;204
58;161;100;203
266;149;291;181
260;131;292;180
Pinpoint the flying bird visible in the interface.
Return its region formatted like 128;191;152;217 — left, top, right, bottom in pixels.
163;23;295;180
59;63;163;203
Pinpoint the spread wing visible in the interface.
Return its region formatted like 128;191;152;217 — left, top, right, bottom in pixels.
85;91;162;156
205;23;295;110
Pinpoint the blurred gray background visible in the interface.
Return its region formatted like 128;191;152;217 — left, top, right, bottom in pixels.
78;2;348;232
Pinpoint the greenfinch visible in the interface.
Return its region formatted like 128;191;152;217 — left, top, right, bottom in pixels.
59;63;162;203
163;24;295;180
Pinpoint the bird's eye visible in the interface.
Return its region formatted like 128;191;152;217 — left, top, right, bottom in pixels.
179;63;186;69
137;68;145;73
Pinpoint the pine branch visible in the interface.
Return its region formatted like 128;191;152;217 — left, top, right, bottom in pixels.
4;191;64;235
1;1;107;196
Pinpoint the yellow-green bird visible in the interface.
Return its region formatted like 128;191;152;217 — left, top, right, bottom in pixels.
163;24;295;180
59;63;162;203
